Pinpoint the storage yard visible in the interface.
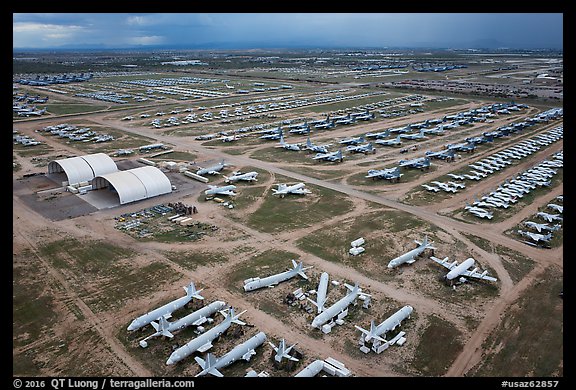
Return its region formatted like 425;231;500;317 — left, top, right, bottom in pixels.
13;48;562;378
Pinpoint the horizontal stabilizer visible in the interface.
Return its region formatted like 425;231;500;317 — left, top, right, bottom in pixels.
242;349;256;361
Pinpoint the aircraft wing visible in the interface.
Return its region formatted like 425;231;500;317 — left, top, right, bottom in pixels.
430;256;456;270
463;270;497;282
290;188;311;195
218;190;236;196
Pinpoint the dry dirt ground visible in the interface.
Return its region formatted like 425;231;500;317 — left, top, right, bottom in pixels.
13;92;563;378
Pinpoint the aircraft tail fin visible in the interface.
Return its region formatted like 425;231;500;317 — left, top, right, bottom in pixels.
185;282;204;300
194;353;223;377
151;316;174;338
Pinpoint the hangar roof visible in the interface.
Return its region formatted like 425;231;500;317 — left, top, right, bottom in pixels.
48;153;118;185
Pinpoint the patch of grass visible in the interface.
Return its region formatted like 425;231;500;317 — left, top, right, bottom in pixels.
163;250;228;271
470;266;563;377
245;183;354;233
411;314;463;376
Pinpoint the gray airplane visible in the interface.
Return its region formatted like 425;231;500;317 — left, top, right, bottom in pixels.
366;166;403;181
196;160;228;176
537;212;563;223
523;221;561;233
166;307;247;365
127;282;204;331
244;259;312;291
517;230;553;243
194;332;267;377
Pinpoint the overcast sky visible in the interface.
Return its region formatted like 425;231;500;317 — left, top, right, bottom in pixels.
13;13;563;50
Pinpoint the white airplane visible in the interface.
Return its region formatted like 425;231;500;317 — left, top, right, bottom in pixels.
523;221;561;233
196;160;228;176
305;136;331;154
537;212;563;223
429;256;497;282
166;307;247;365
127;282;204;331
243;259;312;291
224;171;258;183
547;204;563;213
194;332;267;377
462;173;482;181
355;305;413;344
313;149;344;162
17;107;47;116
272;183;311;197
447;181;465;189
375;135;402;146
346;142;376;154
311;282;370;329
387;235;435;269
276;133;301;151
421;184;440;193
268;338;299;363
430;181;458;193
516;230;553;243
307;272;329;313
139;300;227;347
464;203;493;219
204;185;237;197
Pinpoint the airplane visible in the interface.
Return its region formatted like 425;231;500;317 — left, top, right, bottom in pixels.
224;171;258;183
387;235;435;269
446;173;465;180
447;181;465;189
196;160;228;176
311;282;371;329
346;142;376;154
429;256;498;283
272;183;312;197
289;123;311;135
259;128;283;140
276;133;302;151
547;204;563;213
399;129;427;140
464;203;494;219
365;166;403;181
313;149;344;162
127;282;204;331
305;136;332;154
339;136;365;146
268;338;299;363
307;272;329;313
351;109;375;121
516;230;553;243
355;305;413;344
204;185;237;197
365;129;390;139
537;212;563;223
447;141;476;153
243;259;312;291
425;149;456;161
430;181;458;193
523;221;561;233
17;107;46;117
314;119;336;130
421;184;441;193
194;332;267;377
421;125;445;135
398;156;431;169
139;300;227;347
309;115;331;126
374;135;402;147
166;307;247;365
334;113;356;125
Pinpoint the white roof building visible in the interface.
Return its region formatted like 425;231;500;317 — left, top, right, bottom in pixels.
91;166;172;205
48;152;118;186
